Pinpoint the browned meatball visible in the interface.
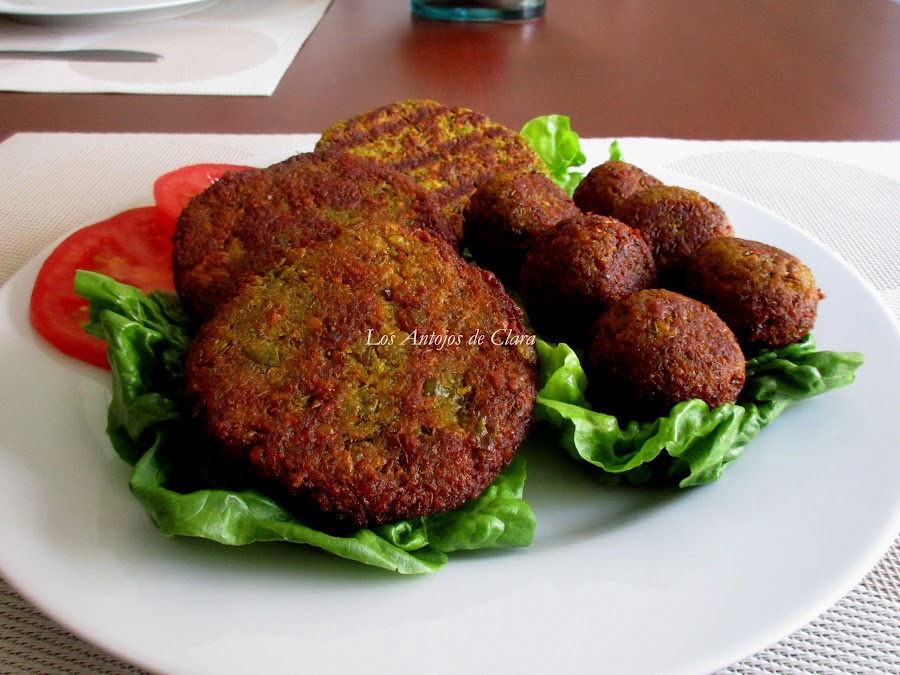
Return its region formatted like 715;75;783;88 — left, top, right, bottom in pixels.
613;185;733;289
573;160;663;216
586;289;746;421
172;150;454;321
685;237;823;351
519;214;657;347
463;171;581;285
184;220;537;528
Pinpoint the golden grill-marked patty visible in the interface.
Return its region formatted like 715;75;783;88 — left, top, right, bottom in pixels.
586;289;746;421
184;220;538;528
685;236;823;351
315;98;548;240
172;150;454;321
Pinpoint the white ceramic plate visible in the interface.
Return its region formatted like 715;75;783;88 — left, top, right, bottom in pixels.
0;0;219;25
1;157;899;675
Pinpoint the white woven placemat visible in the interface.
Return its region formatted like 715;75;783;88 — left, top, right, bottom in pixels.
0;134;898;674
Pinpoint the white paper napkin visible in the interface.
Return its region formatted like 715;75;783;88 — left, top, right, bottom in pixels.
0;0;332;96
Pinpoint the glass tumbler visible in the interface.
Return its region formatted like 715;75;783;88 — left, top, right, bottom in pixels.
411;0;545;21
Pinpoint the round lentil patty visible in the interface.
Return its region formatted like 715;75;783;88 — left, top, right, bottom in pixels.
586;289;746;420
573;160;663;217
685;236;823;351
463;170;581;286
172;150;454;321
184;220;538;527
315;98;548;240
613;185;733;288
519;214;657;348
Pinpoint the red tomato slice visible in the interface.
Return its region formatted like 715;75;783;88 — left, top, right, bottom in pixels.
153;162;251;227
30;206;176;370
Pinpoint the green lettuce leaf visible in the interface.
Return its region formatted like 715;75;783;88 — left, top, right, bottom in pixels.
608;139;623;162
79;271;191;465
534;336;863;487
521;115;626;195
521;114;586;196
75;270;535;574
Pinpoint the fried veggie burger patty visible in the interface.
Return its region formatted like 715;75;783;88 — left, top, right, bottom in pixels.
172;150;454;321
184;220;538;528
315;99;548;240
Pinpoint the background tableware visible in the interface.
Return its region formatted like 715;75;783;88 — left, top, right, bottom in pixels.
0;0;220;26
411;0;545;21
0;49;162;62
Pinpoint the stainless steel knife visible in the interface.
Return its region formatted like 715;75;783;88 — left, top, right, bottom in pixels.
0;49;163;63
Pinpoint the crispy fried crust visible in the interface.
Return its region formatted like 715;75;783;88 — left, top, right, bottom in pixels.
685;237;823;351
586;289;746;420
315;99;548;240
613;185;733;288
573;160;663;217
184;220;538;527
172;150;455;321
519;214;657;348
463;170;580;285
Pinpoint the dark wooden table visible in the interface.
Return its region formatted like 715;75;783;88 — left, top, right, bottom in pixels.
2;0;899;141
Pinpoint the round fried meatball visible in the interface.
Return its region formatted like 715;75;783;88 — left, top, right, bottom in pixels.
613;185;733;289
586;289;746;420
463;171;580;285
685;237;823;351
172;150;454;321
573;160;663;216
519;214;657;347
184;220;538;528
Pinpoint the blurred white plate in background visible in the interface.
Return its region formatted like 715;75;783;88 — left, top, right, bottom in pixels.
0;0;220;25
